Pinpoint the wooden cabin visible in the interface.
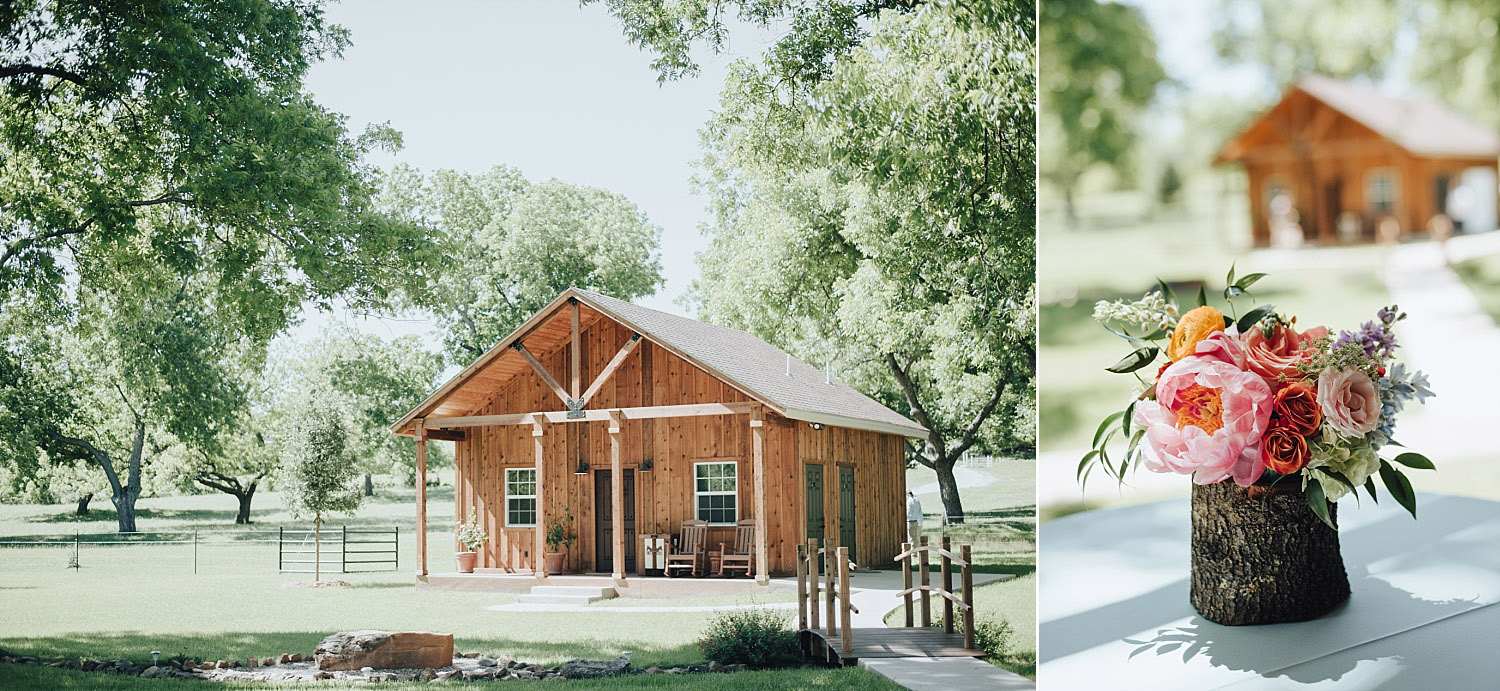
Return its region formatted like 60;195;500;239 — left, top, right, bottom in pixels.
1216;75;1500;245
388;289;926;584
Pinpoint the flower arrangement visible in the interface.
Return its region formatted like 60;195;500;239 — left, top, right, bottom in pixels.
455;508;489;552
1081;268;1436;526
545;507;578;551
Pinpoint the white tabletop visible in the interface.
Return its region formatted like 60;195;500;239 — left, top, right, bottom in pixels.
1038;493;1500;689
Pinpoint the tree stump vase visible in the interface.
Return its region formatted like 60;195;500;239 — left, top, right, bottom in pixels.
1190;480;1350;625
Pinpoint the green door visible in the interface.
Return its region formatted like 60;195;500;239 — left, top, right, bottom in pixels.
839;466;856;563
805;464;824;547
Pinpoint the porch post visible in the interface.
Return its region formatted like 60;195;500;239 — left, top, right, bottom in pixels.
532;415;547;581
750;406;768;584
415;419;428;577
609;410;624;581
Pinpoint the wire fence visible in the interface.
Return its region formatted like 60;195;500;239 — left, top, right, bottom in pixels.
0;526;399;576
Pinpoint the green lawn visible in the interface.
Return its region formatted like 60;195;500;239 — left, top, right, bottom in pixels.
1454;252;1500;325
0;664;902;690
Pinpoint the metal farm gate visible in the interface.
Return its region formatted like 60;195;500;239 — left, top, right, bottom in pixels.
278;526;398;574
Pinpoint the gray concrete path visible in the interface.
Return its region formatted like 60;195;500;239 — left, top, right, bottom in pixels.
487;601;796;613
861;656;1035;691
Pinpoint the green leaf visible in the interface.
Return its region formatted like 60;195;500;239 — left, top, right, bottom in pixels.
1122;400;1137;437
1305;478;1336;531
1156;278;1178;310
1236;304;1275;334
1106;346;1159;374
1223;285;1245;301
1391;452;1435;470
1196;285;1208;308
1323;469;1358;496
1363;476;1379;504
1234;273;1268;290
1225;263;1236;287
1379;460;1418;519
1076;449;1101;483
1092;410;1125;448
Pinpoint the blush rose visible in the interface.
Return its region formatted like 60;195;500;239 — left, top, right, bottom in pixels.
1317;368;1380;437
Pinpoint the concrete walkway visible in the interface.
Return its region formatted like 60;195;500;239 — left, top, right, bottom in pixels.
487;601;796;614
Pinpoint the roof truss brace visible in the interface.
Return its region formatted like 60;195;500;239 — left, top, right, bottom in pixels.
512;322;644;419
421;401;755;430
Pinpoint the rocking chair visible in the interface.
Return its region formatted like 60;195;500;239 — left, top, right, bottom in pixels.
665;519;708;577
718;519;757;578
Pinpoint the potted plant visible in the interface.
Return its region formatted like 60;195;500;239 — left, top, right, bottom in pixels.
455;508;488;574
543;507;577;575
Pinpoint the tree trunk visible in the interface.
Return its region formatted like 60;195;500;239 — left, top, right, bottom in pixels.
75;492;92;515
934;459;965;525
1190;480;1349;625
110;421;146;533
111;487;139;533
364;473;373;497
235;484;256;525
315;515;322;583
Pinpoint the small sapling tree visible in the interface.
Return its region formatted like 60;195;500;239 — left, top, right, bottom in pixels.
281;405;363;582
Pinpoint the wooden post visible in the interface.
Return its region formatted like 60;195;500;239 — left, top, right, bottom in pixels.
901;541;913;628
941;535;954;633
919;535;930;627
961;544;975;651
415;420;428;577
795;543;807;631
824;544;835;640
609;410;624;581
532;416;546;581
838;546;852;653
807;538;819;630
749;406;768;584
570;298;581;402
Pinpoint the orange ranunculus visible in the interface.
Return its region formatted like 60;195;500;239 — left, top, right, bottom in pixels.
1244;323;1328;381
1261;426;1310;474
1270;381;1322;436
1167;306;1225;361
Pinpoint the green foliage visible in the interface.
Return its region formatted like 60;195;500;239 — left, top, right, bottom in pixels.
280;404;362;522
377;166;664;364
456;508;489;552
696;608;799;668
687;1;1036;520
545;507;578;551
932;616;1013;661
1039;0;1166;217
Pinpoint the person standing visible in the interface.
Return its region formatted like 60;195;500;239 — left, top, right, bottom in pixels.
906;490;923;545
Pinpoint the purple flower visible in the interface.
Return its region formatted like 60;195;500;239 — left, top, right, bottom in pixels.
1335;307;1401;359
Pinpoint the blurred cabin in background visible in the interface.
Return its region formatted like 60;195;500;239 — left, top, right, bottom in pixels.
1216;75;1500;247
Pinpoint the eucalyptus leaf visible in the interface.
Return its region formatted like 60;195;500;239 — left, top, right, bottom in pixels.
1093;410;1125;448
1236;305;1275;333
1391;452;1435;470
1363;476;1379;504
1106;347;1160;374
1234;272;1267;290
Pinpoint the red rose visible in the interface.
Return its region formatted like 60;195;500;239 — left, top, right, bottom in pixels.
1261;427;1310;474
1269;380;1322;436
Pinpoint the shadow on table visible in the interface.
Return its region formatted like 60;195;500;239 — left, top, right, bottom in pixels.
1121;564;1480;685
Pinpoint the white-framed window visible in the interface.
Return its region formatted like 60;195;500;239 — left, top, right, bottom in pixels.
694;461;738;525
1366;168;1399;215
505;468;536;527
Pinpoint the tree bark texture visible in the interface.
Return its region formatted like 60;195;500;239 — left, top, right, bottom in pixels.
1190;480;1350;625
236;486;255;524
75;492;92;515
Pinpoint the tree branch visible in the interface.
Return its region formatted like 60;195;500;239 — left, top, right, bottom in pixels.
0;64;87;86
1;194;195;269
945;373;1009;462
885;351;946;462
45;430;124;496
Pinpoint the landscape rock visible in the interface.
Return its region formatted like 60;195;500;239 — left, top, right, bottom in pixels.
708;660;725;673
726;663;747;673
558;655;631;679
290;653;304;662
477;657;497;667
246;657;258;667
417;668;436;681
645;667;663;675
314;631;454;672
216;660;229;669
278;654;291;665
141;665;160;678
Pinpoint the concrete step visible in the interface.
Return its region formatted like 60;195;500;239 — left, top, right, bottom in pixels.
516;584;618;605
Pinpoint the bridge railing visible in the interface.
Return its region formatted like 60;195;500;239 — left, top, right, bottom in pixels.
795;539;859;652
895;536;976;651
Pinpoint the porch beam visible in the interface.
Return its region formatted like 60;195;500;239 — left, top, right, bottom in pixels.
423;428;466;442
609;410;624;582
750;405;768;584
532;415;547;581
513;343;573;408
424;402;755;429
415;419;428;577
570;298;581;401
579;333;642;405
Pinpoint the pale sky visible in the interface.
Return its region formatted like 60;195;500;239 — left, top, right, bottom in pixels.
285;0;778;351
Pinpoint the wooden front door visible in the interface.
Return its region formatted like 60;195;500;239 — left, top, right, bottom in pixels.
805;464;825;547
594;469;636;573
839;466;856;563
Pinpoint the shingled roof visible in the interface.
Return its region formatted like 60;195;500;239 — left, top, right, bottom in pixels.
389;288;928;439
1220;75;1500;161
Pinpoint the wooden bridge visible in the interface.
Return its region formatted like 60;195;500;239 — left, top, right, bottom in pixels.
796;536;982;666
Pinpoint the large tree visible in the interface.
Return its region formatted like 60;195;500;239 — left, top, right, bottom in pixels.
378;166;664;364
1038;0;1166;223
681;0;1035;522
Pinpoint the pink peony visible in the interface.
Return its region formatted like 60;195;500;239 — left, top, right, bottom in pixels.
1134;357;1275;486
1317;368;1380;436
1192;329;1248;369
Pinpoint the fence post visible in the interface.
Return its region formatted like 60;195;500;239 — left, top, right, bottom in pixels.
795;543;807;631
193;529;198;575
838;546;852;653
394;527;400;571
807;539;819;631
342;525;348;575
278;527;283;572
961;544;975;651
919;535;930;628
901;541;913;628
941;535;953;633
74;531;80;570
823;544;835;640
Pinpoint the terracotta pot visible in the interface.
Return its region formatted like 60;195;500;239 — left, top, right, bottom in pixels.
1190;479;1350;625
544;551;567;575
456;551;478;574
